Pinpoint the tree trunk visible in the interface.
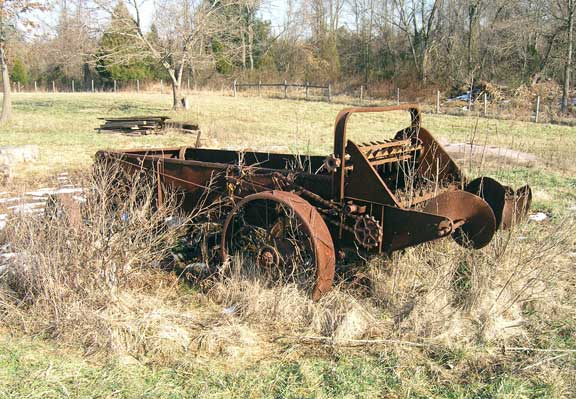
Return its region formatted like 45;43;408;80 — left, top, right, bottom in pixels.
562;0;574;114
171;79;182;110
248;19;254;70
0;45;12;123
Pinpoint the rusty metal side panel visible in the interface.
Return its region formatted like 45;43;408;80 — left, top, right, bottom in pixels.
395;127;463;184
344;141;400;206
382;205;453;252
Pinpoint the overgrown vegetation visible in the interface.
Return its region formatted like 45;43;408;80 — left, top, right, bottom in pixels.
0;93;574;397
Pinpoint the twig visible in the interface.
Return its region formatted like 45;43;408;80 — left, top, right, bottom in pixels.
280;336;576;355
282;335;432;348
521;353;569;371
504;346;576;354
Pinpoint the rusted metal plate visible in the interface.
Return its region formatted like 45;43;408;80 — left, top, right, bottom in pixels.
501;185;532;230
423;190;496;249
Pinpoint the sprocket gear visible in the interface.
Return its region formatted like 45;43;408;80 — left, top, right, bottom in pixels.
353;215;383;248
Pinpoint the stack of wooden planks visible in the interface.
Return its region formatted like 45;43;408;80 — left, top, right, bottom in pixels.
97;116;170;135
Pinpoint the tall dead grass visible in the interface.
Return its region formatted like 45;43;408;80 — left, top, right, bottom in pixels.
0;160;573;363
0;162;195;356
208;219;575;347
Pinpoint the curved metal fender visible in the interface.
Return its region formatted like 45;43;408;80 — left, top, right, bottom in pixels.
221;190;336;300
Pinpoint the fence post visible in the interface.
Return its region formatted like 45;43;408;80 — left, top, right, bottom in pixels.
160;79;163;94
284;80;288;99
17;82;21;92
233;79;237;97
396;88;400;105
52;81;56;93
483;92;488;117
535;96;541;123
305;82;309;99
187;78;190;92
360;85;364;104
258;80;261;97
114;80;117;93
72;80;75;93
468;78;474;112
91;80;94;93
34;81;37;92
327;84;332;102
436;90;440;114
137;80;140;93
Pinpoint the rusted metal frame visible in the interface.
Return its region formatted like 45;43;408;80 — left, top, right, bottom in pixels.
108;154;237;203
332;104;422;202
225;174;279;196
273;172;339;211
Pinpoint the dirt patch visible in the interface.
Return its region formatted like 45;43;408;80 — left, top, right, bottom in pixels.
438;138;538;164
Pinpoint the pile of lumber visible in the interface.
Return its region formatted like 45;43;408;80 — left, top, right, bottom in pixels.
97;116;169;135
97;116;201;137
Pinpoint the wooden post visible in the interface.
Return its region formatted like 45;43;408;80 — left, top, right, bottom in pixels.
91;80;94;93
535;96;541;123
396;88;400;104
187;78;190;92
305;82;309;99
327;84;332;102
436;90;440;113
468;78;474;112
17;82;21;92
137;80;140;93
114;80;117;93
71;80;75;93
284;80;288;99
258;80;261;97
483;92;488;116
360;85;364;103
52;81;56;93
160;79;163;94
233;79;237;97
34;81;37;92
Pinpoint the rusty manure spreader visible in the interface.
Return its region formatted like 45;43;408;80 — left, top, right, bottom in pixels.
97;105;532;300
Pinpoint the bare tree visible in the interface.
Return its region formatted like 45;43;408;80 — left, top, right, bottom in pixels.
561;0;575;113
0;0;47;123
94;0;245;110
391;0;442;82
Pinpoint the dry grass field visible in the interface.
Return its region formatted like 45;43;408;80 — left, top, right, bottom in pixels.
0;92;574;398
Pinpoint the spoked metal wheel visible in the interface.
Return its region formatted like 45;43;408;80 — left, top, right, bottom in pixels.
221;191;335;300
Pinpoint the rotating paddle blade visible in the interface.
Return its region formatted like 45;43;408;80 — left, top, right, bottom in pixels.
423;190;497;249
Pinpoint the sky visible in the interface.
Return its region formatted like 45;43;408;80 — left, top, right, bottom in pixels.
32;0;290;38
259;0;288;30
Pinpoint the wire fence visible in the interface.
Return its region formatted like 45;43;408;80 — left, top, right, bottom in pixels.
8;78;576;125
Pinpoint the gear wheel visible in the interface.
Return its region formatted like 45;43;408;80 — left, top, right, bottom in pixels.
353;215;383;248
323;154;341;173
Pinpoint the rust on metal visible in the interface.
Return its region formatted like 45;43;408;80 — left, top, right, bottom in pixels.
97;104;532;299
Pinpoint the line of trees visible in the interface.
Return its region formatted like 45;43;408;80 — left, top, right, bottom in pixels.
1;0;575;118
